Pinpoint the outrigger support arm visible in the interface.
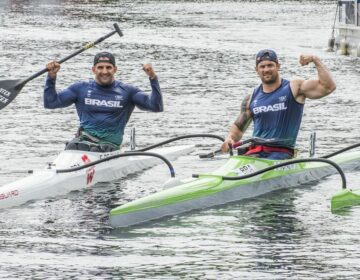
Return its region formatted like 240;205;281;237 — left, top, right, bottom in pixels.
192;158;346;189
57;151;176;178
322;143;360;159
135;134;225;152
193;157;347;189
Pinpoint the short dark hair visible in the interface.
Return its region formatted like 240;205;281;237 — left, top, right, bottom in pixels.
256;49;278;65
93;52;116;66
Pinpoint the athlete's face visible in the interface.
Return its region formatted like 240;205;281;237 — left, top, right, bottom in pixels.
92;62;117;85
255;60;280;85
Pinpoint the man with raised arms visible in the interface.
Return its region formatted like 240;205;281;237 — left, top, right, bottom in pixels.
44;52;163;152
221;49;336;159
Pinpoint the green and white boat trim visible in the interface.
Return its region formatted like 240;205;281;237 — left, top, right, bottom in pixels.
110;151;360;228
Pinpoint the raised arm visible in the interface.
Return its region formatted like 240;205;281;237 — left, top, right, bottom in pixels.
44;61;78;109
130;63;163;112
221;94;252;152
292;55;336;103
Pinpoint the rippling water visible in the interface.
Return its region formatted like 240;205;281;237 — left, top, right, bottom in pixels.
1;0;360;279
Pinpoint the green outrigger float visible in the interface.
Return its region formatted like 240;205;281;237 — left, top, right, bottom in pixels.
110;139;360;228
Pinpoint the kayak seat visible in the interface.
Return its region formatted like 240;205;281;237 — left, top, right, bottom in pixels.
237;147;248;155
65;137;119;153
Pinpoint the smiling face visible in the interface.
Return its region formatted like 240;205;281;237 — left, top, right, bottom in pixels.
92;61;117;86
255;60;280;85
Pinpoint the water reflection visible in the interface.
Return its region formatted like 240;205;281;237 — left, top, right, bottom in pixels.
247;194;306;269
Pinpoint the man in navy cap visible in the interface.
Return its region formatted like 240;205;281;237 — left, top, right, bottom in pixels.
221;49;336;159
44;52;163;152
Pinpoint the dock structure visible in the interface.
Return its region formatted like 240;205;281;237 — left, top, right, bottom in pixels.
329;0;360;56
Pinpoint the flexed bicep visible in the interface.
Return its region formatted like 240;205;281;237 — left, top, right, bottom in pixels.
297;78;324;100
296;55;336;100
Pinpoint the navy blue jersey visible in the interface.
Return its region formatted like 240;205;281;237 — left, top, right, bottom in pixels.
249;79;304;148
44;77;163;145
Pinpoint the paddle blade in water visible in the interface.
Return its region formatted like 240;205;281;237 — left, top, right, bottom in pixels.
0;79;25;110
331;189;360;212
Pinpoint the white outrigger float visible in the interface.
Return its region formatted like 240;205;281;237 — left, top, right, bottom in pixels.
0;144;194;209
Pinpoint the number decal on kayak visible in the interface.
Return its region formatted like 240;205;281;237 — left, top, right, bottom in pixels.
273;162;297;171
233;164;256;176
86;169;95;185
81;155;96;185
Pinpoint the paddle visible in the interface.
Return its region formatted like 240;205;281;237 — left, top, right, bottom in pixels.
199;137;293;159
199;138;249;158
0;23;123;110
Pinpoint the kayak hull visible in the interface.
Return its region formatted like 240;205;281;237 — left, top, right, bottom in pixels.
0;145;194;209
110;151;360;228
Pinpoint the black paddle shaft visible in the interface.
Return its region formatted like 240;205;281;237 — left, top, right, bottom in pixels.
19;23;123;87
0;23;123;110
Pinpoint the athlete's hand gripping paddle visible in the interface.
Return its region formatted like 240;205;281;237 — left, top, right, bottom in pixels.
0;23;123;110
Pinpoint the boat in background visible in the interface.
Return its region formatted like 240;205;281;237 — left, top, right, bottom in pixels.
328;0;360;56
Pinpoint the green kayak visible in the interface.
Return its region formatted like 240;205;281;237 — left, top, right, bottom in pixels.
110;151;360;228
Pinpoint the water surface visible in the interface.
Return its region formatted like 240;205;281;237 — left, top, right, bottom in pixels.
0;1;359;279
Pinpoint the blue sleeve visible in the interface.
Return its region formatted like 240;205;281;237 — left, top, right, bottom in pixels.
44;76;79;109
128;78;163;112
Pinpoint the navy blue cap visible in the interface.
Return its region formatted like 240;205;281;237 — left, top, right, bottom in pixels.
256;49;278;65
94;52;116;66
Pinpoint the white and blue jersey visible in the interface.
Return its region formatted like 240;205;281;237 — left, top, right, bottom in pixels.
249;79;304;148
44;77;163;146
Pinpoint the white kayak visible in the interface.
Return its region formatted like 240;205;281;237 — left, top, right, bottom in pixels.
0;145;194;209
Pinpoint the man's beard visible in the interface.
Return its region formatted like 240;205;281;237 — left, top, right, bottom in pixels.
97;75;113;85
261;72;279;85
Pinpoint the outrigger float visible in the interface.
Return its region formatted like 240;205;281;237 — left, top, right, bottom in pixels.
110;137;360;228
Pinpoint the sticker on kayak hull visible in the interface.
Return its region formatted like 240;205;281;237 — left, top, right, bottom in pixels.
273;162;297;171
233;164;256;176
0;189;19;200
82;154;96;185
